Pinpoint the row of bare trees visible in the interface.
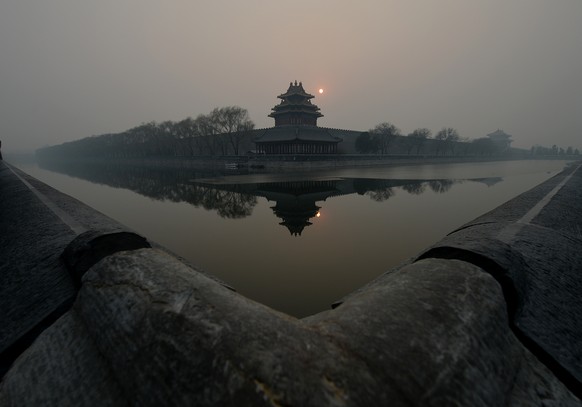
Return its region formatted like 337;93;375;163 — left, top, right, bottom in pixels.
356;123;460;155
183;106;255;156
38;106;254;159
41;112;581;160
355;122;514;156
530;145;580;156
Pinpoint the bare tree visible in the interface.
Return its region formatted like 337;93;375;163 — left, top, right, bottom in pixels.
369;122;402;155
435;127;460;155
207;109;229;155
406;128;431;155
195;114;219;155
213;106;254;155
203;107;254;155
175;117;197;155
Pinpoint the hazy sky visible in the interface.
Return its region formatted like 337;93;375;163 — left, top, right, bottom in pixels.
1;1;581;153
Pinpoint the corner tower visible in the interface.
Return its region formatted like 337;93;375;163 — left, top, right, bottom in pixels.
269;80;323;127
254;81;341;154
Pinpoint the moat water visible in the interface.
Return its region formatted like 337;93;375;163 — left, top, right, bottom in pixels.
13;158;571;317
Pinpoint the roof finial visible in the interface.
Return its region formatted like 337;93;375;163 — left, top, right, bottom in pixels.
294;80;298;86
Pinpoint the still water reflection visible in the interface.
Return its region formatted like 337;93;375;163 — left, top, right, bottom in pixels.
19;159;570;317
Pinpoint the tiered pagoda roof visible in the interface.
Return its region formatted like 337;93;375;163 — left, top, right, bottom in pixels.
269;80;323;127
486;129;513;150
486;129;512;140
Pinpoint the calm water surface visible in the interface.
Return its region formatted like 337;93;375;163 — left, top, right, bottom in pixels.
14;159;570;317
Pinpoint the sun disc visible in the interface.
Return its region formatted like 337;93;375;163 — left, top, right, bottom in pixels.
318;88;324;94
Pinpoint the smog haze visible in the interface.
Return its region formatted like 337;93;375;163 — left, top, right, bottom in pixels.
1;1;581;153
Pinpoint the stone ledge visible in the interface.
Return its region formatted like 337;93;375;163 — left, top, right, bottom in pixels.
62;230;151;288
418;163;582;393
0;161;153;378
1;250;577;405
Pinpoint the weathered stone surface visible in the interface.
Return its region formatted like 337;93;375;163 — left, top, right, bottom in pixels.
0;312;126;406
1;251;577;405
446;162;582;244
62;229;151;287
307;258;579;406
15;166;129;233
0;163;77;376
419;162;582;394
0;162;151;377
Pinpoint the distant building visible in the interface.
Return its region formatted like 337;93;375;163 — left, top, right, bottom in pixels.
486;129;513;152
254;81;342;154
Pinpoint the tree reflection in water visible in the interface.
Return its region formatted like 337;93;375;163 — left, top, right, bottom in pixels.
365;187;395;202
37;159;503;235
428;179;455;194
188;185;257;219
401;182;426;195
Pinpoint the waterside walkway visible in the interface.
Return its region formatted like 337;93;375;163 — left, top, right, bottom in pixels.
1;160;581;406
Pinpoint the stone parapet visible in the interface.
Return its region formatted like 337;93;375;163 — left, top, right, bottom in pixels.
417;161;582;393
0;161;147;378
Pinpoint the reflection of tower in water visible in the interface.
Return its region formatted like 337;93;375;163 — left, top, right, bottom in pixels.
31;159;506;236
271;201;321;236
256;180;341;236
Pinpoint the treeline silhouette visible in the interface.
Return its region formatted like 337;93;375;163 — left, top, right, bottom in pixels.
357;124;515;156
530;144;580;156
35;106;579;159
356;123;581;157
37;106;255;160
